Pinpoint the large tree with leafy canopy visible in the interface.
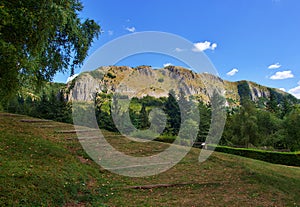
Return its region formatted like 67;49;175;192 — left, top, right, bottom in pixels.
0;0;100;103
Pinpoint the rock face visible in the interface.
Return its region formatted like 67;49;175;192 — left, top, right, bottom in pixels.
66;65;297;106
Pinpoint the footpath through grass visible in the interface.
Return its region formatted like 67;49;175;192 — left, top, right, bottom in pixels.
1;112;300;206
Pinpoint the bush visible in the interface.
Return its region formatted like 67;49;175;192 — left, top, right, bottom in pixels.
154;135;177;143
206;145;300;167
158;78;164;83
107;72;116;79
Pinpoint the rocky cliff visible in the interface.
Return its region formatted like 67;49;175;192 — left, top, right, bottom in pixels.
66;65;298;106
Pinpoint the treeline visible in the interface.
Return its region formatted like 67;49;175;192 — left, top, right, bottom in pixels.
222;98;300;151
94;90;212;145
94;90;300;151
4;86;300;152
4;85;72;123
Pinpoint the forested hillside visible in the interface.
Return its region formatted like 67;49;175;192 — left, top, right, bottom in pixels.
3;66;300;152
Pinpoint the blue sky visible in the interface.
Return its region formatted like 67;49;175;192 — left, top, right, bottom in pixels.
54;0;300;98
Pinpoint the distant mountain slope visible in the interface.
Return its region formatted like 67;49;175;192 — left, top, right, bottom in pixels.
66;65;298;106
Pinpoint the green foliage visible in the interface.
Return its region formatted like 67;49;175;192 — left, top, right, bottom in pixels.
93;89;300;152
154;135;177;143
284;107;300;151
179;119;198;142
222;97;300;152
207;145;300;167
0;0;101;103
164;89;181;136
197;101;211;142
5;83;72;123
138;103;150;129
237;81;252;104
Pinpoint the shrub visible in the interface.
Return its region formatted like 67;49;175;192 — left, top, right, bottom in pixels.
154;135;177;143
206;145;300;167
107;72;116;79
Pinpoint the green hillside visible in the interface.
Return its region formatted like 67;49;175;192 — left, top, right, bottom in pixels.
1;113;300;206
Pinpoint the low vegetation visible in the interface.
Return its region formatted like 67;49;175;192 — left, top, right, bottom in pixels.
208;145;300;166
1;113;300;206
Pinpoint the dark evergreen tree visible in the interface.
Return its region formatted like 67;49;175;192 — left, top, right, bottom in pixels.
197;101;211;142
164;90;181;136
139;103;150;129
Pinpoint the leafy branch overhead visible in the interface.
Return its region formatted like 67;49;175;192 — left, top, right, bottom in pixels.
0;0;101;102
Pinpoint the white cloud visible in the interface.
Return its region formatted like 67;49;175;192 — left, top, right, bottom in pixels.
226;68;239;76
163;63;172;67
278;88;286;92
288;86;300;99
66;74;79;83
125;27;136;33
108;30;114;36
192;41;217;52
175;47;184;52
268;62;281;69
270;70;294;80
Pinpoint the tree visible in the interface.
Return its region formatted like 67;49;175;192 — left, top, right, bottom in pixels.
164;89;181;135
284;106;300;151
0;0;101;103
206;90;226;145
280;96;293;118
266;91;279;115
139;103;150;129
224;100;259;147
197;101;211;142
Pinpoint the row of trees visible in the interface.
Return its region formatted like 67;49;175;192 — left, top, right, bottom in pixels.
6;89;72;123
94;90;213;145
222;99;300;151
94;90;300;151
5;86;300;151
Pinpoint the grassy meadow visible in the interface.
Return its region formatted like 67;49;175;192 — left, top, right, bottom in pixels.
1;112;300;206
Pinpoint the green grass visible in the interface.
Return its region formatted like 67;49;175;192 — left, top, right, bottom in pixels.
1;112;300;206
0;113;111;206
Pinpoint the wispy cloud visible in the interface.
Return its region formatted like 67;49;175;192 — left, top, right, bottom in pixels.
226;68;239;76
175;47;184;52
125;27;136;33
268;62;281;69
163;63;172;67
270;70;294;80
278;88;286;92
108;30;114;36
192;41;217;52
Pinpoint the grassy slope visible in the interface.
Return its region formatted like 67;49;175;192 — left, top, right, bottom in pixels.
1;113;300;206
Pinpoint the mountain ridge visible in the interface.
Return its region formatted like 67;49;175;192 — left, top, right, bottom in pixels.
66;65;298;106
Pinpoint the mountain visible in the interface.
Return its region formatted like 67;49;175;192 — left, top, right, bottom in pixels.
66;65;298;106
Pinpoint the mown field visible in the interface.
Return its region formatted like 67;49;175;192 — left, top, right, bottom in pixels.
1;112;300;206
